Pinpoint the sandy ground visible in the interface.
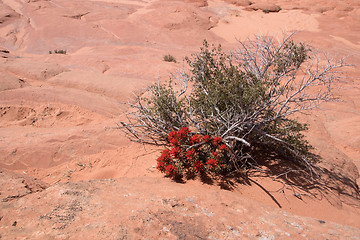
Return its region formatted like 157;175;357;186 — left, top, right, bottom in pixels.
0;0;360;238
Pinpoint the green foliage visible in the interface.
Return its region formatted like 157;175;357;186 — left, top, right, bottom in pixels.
163;54;177;63
49;49;67;54
147;80;186;130
185;40;268;134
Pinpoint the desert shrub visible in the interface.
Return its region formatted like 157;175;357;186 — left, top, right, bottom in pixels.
49;49;67;54
163;54;177;63
121;33;345;180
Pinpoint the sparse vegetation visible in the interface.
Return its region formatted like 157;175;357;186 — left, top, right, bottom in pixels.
121;33;346;182
49;49;67;54
163;54;176;63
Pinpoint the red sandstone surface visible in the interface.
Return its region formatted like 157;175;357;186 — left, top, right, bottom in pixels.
0;0;360;239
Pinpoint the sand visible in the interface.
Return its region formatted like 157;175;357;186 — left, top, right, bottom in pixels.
0;0;359;238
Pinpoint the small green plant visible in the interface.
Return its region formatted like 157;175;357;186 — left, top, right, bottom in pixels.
49;49;67;54
163;54;176;63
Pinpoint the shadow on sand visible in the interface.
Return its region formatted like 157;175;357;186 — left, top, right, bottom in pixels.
173;150;360;209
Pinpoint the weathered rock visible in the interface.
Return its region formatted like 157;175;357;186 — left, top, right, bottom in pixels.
183;0;208;7
0;169;48;202
224;0;253;7
1;176;359;239
246;3;281;12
